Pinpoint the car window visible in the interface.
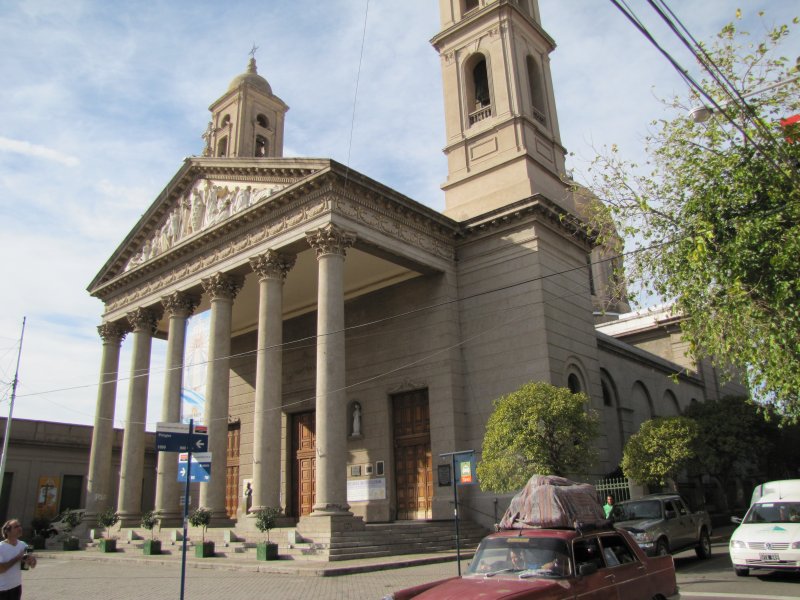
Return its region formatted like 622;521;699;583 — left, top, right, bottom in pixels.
599;533;638;566
612;500;661;520
468;536;571;577
573;536;604;570
745;502;800;524
672;498;688;516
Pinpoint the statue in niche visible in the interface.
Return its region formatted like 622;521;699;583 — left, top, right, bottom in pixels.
167;207;181;244
352;402;362;437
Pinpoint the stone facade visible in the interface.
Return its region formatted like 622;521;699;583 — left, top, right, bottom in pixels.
84;0;745;541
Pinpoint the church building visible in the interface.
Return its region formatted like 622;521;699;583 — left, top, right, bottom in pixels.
85;0;743;553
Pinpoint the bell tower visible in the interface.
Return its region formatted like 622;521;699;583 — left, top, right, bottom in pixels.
432;0;570;220
203;55;289;159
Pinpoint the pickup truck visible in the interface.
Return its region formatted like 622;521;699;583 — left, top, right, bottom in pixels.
610;493;713;558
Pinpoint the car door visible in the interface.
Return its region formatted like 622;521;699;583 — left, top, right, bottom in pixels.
597;532;651;599
572;535;620;600
669;498;694;548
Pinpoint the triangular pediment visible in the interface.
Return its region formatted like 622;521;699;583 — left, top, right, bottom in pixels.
88;157;331;293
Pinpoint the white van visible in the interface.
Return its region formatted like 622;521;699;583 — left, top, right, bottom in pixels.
730;492;800;576
750;480;800;505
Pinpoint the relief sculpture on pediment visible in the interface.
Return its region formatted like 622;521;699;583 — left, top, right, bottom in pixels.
124;178;288;272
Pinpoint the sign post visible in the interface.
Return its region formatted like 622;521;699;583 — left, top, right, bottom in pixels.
440;449;475;576
156;419;210;600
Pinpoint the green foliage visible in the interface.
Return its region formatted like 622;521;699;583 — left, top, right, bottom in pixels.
189;507;212;544
621;417;699;487
59;509;82;534
140;511;160;540
581;12;800;421
96;508;119;538
476;382;599;492
683;396;772;482
253;507;281;543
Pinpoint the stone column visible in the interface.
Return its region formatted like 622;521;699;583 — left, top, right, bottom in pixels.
85;322;128;520
154;292;199;522
199;272;242;519
249;251;296;514
118;307;161;524
305;224;355;515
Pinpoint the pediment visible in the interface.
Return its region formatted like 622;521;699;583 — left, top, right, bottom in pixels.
88;157;330;292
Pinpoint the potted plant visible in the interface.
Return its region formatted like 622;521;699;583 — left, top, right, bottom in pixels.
96;508;119;552
254;507;281;561
140;511;161;555
189;507;213;558
59;509;83;551
30;517;54;550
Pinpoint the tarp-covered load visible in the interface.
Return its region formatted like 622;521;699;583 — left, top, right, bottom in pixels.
499;474;605;530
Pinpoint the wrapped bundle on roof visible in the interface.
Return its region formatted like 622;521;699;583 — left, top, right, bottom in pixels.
499;474;605;529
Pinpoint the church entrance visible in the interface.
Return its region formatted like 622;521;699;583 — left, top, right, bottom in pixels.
291;411;316;517
392;389;433;520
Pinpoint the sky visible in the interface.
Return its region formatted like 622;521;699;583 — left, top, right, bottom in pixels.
1;0;798;430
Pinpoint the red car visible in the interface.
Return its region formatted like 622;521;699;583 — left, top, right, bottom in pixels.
383;525;679;600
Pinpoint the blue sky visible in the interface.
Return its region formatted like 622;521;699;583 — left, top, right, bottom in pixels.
1;0;798;429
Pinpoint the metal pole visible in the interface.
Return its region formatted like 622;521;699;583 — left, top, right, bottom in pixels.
0;317;26;486
179;419;193;600
452;453;462;576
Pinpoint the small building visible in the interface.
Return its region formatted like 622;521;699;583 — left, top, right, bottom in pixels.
0;418;156;529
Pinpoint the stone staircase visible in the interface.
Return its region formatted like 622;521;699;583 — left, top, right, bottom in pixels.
110;520;488;562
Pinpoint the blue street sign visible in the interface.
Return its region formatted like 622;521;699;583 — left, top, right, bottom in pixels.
177;452;212;483
156;431;208;453
156;422;208;453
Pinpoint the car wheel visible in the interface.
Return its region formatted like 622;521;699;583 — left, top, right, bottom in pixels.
655;539;669;556
695;529;712;559
734;567;749;577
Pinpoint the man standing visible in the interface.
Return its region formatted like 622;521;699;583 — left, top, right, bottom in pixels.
603;495;615;518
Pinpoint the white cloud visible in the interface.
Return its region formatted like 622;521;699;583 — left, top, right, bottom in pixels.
0;136;79;166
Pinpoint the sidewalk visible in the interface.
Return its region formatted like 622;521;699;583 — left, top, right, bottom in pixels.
32;543;471;577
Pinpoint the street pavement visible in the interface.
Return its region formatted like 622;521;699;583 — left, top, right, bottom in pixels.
20;525;800;600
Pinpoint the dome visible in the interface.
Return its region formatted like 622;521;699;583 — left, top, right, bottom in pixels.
227;57;272;95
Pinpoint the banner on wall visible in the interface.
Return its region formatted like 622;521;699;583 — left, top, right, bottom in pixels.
182;310;210;425
34;476;60;518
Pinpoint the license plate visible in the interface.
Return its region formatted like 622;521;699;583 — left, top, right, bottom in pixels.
759;553;779;561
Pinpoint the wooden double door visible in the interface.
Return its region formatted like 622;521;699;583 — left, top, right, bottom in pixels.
288;390;433;521
393;389;433;520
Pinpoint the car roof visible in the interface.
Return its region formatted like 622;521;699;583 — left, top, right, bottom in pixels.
619;494;677;501
489;529;578;541
754;493;800;504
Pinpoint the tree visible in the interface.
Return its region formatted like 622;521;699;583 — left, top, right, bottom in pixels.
476;382;599;492
683;396;773;486
621;417;699;489
581;12;800;420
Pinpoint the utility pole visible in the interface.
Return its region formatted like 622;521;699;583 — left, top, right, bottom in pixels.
0;317;27;488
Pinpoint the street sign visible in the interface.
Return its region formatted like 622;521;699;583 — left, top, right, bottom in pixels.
177;452;212;483
156;422;208;453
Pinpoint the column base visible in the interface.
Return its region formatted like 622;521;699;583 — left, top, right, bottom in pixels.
297;512;364;537
117;511;143;528
155;510;185;528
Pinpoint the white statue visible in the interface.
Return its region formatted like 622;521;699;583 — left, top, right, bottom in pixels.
352;403;362;437
190;188;206;233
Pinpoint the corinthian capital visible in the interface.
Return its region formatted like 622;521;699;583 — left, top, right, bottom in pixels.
97;322;128;344
249;250;296;281
201;272;244;301
160;291;200;318
126;307;161;334
305;224;356;259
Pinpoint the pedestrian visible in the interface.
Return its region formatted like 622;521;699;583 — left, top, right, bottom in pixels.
603;495;615;519
0;519;36;600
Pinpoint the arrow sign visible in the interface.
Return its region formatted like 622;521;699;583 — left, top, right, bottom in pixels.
177;452;212;483
156;422;208;453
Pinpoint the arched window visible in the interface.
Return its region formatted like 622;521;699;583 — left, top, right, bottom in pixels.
465;53;492;125
256;113;269;129
255;135;268;157
526;55;546;124
662;390;681;416
217;136;228;157
567;373;582;394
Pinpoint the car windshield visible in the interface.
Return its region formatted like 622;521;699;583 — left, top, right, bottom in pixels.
611;500;662;521
467;536;571;578
744;501;800;524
